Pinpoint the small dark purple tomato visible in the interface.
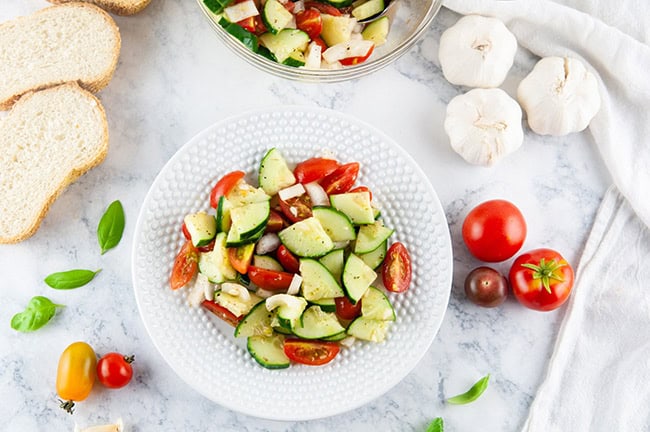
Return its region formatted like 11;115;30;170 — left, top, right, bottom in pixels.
464;266;508;308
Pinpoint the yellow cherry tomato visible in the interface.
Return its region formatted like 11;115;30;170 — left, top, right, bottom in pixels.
56;341;97;413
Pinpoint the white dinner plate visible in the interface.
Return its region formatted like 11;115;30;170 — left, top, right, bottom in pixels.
132;106;452;421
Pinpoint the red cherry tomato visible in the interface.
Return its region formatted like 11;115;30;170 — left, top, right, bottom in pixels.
181;222;191;241
265;209;287;233
197;239;215;253
311;36;328;51
295;9;323;39
349;185;373;201
283;338;340;366
276;245;300;273
382;242;412;293
335;296;362;320
170;241;198;290
236;16;257;33
248;266;294;291
339;45;375;66
509;248;574;311
282;0;295;13
279;194;313;223
228;244;255;274
304;1;342;16
462;199;527;262
293;157;339;184
201;299;242;326
97;352;134;389
209;171;245;208
464;266;508;308
319;162;360;195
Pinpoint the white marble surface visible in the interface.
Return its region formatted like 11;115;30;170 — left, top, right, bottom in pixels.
0;1;612;431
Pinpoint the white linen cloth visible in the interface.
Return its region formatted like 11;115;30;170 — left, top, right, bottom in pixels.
440;1;650;431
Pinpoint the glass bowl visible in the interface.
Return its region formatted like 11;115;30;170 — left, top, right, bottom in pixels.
196;0;443;83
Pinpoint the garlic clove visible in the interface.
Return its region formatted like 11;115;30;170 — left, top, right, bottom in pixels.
438;15;517;88
517;56;601;136
74;418;124;432
444;88;524;166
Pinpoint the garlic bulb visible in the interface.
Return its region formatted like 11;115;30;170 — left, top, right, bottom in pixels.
444;88;524;166
438;15;517;88
517;56;601;136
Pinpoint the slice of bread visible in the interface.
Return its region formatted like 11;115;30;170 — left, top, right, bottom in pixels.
47;0;153;16
0;3;121;111
0;83;109;244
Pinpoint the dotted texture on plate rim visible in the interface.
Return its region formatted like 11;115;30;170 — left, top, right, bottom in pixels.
133;107;452;420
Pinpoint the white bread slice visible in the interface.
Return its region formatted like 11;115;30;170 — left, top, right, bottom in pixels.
0;83;109;244
0;3;121;111
47;0;152;16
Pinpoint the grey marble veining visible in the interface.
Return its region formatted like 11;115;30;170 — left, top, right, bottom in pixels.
0;1;610;431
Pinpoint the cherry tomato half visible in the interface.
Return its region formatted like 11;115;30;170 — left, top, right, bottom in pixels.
276;245;300;274
97;353;134;389
311;36;328;51
284;338;340;366
304;1;342;16
296;9;323;41
279;194;313;223
56;341;97;414
319;162;360;195
201;299;242;327
265;209;287;233
293;157;339;184
170;241;199;290
382;242;412;293
209;171;245;208
335;296;362;320
181;222;191;241
462;199;527;262
509;248;574;311
228;243;255;274
248;266;294;291
339;45;375;66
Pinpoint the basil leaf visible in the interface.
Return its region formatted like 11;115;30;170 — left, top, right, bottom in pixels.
97;200;125;254
447;374;490;405
11;296;64;332
426;417;444;432
44;269;101;289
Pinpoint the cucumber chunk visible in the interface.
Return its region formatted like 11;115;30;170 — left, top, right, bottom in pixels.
342;253;377;304
347;316;390;342
330;192;374;225
358;240;387;270
230;201;270;239
235;300;275;338
253;255;284;271
262;0;294;34
361;16;389;46
259;148;297;196
226;181;270;207
354;220;394;254
247;334;290;369
352;0;384;21
260;29;310;64
321;14;356;47
299;258;345;301
216;196;232;233
184;212;217;247
218;17;259;52
279;217;334;257
309;297;337;313
226;220;265;247
292;306;346;340
318;248;345;283
199;232;237;283
361;286;395;321
266;294;308;330
214;290;263;317
313;206;356;242
282;50;306;67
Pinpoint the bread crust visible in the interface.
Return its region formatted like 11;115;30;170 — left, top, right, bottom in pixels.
47;0;153;16
0;83;109;244
0;2;121;111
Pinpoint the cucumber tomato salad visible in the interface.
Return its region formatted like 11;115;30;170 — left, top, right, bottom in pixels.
203;0;391;69
170;148;412;369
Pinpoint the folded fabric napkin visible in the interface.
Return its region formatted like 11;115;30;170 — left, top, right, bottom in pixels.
441;1;650;430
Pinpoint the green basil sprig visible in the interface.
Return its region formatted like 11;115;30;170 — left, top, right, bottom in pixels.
426;417;444;432
11;296;64;332
44;269;101;289
447;374;490;405
97;200;125;254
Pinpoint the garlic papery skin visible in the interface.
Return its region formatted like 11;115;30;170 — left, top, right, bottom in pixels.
444;88;524;166
438;15;517;88
517;56;601;136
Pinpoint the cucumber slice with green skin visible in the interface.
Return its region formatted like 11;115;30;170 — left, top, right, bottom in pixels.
226;182;270;207
261;0;294;34
320;0;355;10
214;290;263;317
347;316;390;342
218;17;259;52
312;207;356;242
253;255;284;271
330;192;374;225
318;248;345;283
292;306;346;340
225;221;265;247
358;240;387;270
266;294;308;330
309;297;337;313
279;217;334;257
216;196;232;233
299;259;345;301
320;14;356;47
184;212;217;247
204;0;234;14
342;253;377;304
373;206;381;220
361;16;389;47
259;29;310;64
230;201;270;239
247;334;290;369
199;232;238;283
361;286;395;321
282;50;306;67
259;148;297;196
322;331;348;341
351;0;385;20
235;300;276;338
354;220;394;254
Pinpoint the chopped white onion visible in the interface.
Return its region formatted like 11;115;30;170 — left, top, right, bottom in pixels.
304;181;330;206
303;42;322;70
256;232;281;255
255;287;275;298
321;60;343;70
278;183;306;201
322;39;374;64
339;336;357;348
186;273;210;307
265;293;304;311
74;418;124;432
224;0;259;23
293;0;305;13
287;274;303;295
221;282;251;302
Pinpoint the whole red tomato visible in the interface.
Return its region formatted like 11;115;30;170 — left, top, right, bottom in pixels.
509;248;574;311
97;353;134;389
462;199;527;262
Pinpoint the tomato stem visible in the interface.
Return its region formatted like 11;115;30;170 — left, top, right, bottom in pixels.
521;258;565;294
58;399;75;414
124;354;135;364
